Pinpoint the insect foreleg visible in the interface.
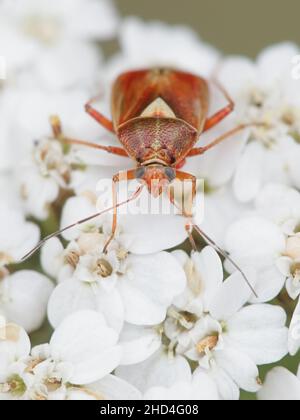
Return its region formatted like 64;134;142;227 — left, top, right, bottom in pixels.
168;171;197;250
103;169;143;253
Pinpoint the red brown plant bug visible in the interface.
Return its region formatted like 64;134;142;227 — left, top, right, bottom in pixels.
22;68;260;296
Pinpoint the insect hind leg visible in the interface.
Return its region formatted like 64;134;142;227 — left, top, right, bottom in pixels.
203;78;235;132
49;115;128;157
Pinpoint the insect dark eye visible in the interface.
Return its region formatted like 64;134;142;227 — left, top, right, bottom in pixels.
136;167;146;179
165;167;176;182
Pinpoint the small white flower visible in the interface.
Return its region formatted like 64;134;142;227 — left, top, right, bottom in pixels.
0;202;40;266
255;185;300;300
19;135;98;221
0;270;54;333
0;322;31;380
225;215;286;302
0;0;118;88
172;248;288;399
45;233;186;333
20;138;74;220
225;184;300;357
117;248;288;400
277;236;300;301
255;183;300;235
218;43;300;201
59;195;104;242
228;184;300;300
107;17;219;81
0;311;123;400
11;88;103;171
31;41;102;91
258;365;300;400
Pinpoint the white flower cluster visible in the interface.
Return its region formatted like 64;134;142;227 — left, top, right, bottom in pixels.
0;0;300;401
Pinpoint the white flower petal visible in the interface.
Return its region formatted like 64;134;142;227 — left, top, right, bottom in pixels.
21;169;60;220
0;323;31;372
225;216;286;268
144;370;219;400
286;276;300;301
220;56;256;94
119;324;161;366
233;142;265;203
0;204;40;262
1;271;54;333
208;269;255;321
226;304;288;364
116;350;191;393
255;183;300;227
214;347;260;392
192;247;224;311
288;299;300;356
112;17;219;78
36;42;101;91
60;196;98;241
258;367;300;400
92;374;142;400
50;311;122;384
119;252;186;325
248;266;286;303
41;238;64;279
48;278;124;333
120;214;187;255
207;365;240;401
258;42;299;86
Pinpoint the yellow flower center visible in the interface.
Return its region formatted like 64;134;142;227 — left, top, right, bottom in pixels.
196;335;219;354
96;259;113;278
23;15;62;44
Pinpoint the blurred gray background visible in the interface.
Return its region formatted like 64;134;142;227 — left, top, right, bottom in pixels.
115;0;300;57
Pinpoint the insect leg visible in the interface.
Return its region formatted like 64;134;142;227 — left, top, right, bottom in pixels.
168;171;197;250
187;122;265;157
175;159;186;170
103;169;140;253
193;224;258;298
85;97;115;134
50;116;128;157
172;171;197;218
203;78;234;132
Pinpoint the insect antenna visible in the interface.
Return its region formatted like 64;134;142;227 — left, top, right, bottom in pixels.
193;224;258;298
21;186;144;262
